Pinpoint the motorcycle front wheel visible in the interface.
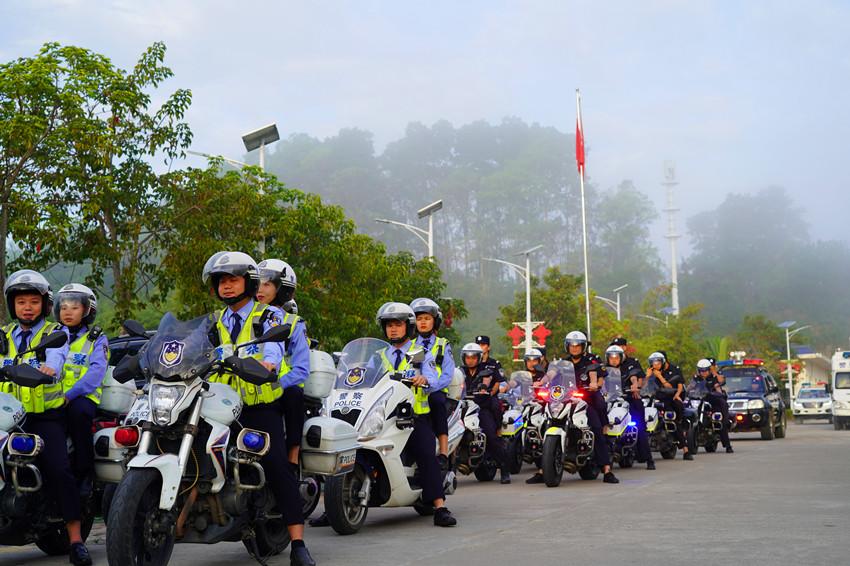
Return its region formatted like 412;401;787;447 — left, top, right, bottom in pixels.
508;436;524;474
325;465;369;535
541;436;564;487
106;469;175;566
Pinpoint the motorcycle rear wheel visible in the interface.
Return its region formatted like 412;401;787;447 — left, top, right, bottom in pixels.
36;496;95;556
541;436;564;487
509;437;524;474
473;459;498;482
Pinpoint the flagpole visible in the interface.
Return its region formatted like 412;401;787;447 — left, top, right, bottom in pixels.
576;89;593;344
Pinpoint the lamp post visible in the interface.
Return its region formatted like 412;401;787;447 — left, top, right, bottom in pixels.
242;124;280;255
595;283;629;321
778;321;812;404
375;200;443;261
482;244;543;354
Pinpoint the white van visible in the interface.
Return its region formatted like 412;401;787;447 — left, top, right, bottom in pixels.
830;351;850;430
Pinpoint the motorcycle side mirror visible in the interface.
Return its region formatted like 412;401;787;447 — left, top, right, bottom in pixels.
123;320;148;339
224;355;276;386
407;346;426;365
3;363;54;388
113;354;141;384
309;338;319;350
16;330;68;362
332;352;344;365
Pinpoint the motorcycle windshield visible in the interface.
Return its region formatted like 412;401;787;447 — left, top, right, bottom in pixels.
604;367;624;399
641;376;660;397
546;360;579;401
687;380;709;399
141;313;216;381
335;337;392;390
510;370;534;401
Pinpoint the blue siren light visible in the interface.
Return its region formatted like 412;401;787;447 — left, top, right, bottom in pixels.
10;435;36;453
242;431;266;451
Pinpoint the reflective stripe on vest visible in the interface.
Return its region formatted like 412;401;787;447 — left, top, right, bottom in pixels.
61;329;102;405
209;303;282;406
380;345;430;415
277;312;304;388
1;321;64;413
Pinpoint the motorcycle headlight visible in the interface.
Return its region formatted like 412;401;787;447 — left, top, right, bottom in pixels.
150;384;186;426
358;389;392;440
747;399;765;410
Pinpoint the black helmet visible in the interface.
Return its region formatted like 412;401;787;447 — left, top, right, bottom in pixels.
202;251;260;306
4;269;53;323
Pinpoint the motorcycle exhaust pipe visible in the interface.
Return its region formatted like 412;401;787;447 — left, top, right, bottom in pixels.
230;455;267;491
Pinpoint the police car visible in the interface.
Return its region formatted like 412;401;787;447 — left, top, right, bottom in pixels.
719;358;787;440
792;386;832;423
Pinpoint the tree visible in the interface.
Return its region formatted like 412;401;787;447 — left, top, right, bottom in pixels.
0;44;118;319
7;42;192;323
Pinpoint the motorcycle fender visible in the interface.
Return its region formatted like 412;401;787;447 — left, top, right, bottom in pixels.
127;453;182;510
205;421;230;494
544;427;565;439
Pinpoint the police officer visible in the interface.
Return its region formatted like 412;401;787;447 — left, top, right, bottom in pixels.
376;303;457;526
460;342;511;484
256;258;310;467
564;330;619;484
605;344;654;470
475;335;504;381
2;270;91;565
203;252;315;566
694;358;733;453
647;351;693;461
410;298;455;470
523;348;553;484
55;284;109;496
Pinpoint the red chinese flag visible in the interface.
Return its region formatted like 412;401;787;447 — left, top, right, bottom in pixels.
575;90;585;174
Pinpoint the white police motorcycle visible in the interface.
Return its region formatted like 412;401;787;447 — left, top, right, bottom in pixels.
301;338;463;535
0;331;99;556
104;313;345;565
602;367;638;468
539;362;600;487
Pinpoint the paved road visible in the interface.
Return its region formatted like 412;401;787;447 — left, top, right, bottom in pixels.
3;422;848;566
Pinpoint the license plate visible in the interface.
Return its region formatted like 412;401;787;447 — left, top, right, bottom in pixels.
125;398;150;424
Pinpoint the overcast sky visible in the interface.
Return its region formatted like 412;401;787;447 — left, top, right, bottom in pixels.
3;0;848;252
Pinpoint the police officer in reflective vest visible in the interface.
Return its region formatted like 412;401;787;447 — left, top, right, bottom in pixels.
55;284;110;496
410;297;455;470
565;330;619;484
203;252;316;566
256;258;310;467
2;270;92;565
605;343;654;470
377;303;457;526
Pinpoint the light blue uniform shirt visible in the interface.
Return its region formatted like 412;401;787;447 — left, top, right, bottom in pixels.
220;300;284;369
384;340;439;390
415;335;454;391
11;319;68;377
266;305;310;389
62;324;109;402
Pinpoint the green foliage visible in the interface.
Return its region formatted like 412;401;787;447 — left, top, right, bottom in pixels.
702;336;730;361
731;314;787;375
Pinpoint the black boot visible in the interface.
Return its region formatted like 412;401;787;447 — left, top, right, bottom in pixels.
525;472;544;484
726;446;734;453
683;452;694;461
646;460;656;470
603;471;620;484
70;542;92;566
290;543;317;566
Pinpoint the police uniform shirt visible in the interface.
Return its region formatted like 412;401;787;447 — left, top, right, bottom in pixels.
480;357;504;381
62;324;109;401
463;364;504;395
221;300;284;369
266;305;310;388
385;341;439;390
620;357;644;390
415;334;455;391
572;353;604;390
658;363;684;397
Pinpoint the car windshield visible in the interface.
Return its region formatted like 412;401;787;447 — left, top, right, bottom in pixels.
797;389;829;399
141;313;216;381
334;337;392;390
835;372;850;389
722;368;766;394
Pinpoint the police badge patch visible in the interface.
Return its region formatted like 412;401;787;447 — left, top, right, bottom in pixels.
345;368;365;387
160;340;185;368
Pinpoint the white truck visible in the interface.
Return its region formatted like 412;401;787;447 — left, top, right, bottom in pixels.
830;351;850;430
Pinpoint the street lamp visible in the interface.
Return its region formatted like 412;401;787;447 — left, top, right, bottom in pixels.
482;244;543;354
637;308;674;328
375;200;443;261
242;123;280;171
595;283;629;321
778;321;812;404
186;150;250;169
